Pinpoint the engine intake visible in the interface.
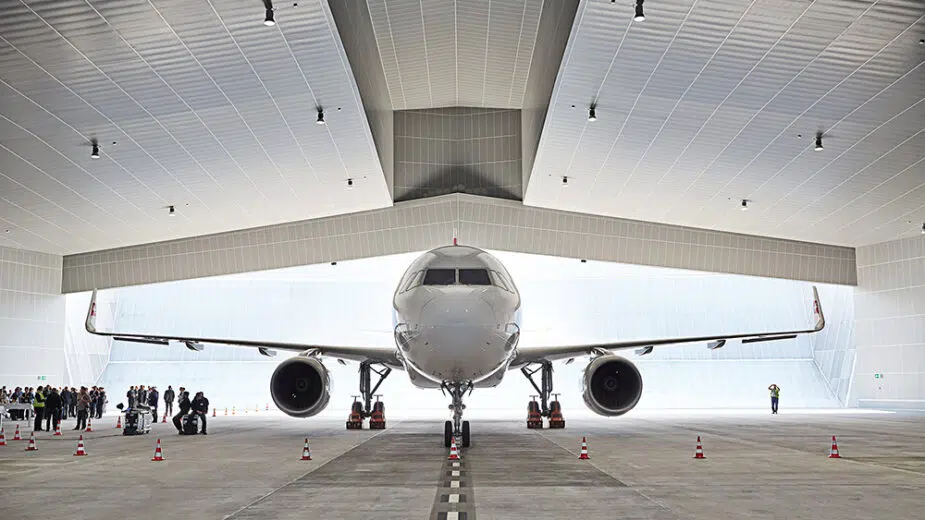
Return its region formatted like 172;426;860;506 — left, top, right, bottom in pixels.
582;355;643;416
270;356;331;418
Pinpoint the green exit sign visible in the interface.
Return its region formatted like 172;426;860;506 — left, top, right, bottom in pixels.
36;376;46;381
874;373;884;379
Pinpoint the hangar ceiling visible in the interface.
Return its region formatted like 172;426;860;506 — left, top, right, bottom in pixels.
0;0;923;257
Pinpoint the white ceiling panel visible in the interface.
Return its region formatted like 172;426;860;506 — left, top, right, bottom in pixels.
0;0;391;254
368;0;543;109
527;0;925;246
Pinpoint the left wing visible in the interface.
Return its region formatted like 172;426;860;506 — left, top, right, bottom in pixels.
85;289;400;366
513;286;825;365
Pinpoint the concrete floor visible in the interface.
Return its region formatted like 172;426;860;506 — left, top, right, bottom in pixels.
1;411;924;519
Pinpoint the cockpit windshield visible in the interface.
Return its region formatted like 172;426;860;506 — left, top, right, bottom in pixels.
422;268;456;286
458;268;491;285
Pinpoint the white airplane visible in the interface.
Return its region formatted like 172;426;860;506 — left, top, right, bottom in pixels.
85;243;825;448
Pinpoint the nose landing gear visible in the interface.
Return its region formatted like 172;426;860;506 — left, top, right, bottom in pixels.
443;381;472;448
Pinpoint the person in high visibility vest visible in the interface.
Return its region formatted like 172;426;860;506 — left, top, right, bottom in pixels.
33;386;46;431
768;384;781;414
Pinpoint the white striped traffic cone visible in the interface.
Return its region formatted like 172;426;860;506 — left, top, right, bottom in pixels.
448;438;461;460
25;431;37;451
116;415;122;429
13;424;22;441
301;438;312;460
578;437;590;460
54;422;62;436
151;438;165;461
829;435;841;458
74;435;87;456
85;418;93;432
0;427;6;446
694;436;705;459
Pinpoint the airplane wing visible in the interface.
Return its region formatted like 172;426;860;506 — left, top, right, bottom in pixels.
512;286;825;365
84;290;400;366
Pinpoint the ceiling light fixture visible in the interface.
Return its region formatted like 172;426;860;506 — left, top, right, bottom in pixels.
741;199;749;211
346;178;353;189
316;108;325;125
168;205;176;216
588;106;597;122
634;0;646;22
90;142;100;159
561;175;569;187
264;8;275;26
814;132;824;151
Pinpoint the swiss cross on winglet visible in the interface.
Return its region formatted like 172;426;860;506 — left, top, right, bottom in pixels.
90;302;96;317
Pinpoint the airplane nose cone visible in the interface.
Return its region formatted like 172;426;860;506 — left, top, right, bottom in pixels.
420;294;497;328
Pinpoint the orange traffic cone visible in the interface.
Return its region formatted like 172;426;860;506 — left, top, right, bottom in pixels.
266;403;269;411
448;438;461;460
694;436;706;459
25;431;37;451
54;423;62;436
13;424;22;441
212;408;216;417
151;438;165;461
301;438;312;460
232;406;236;415
0;427;6;446
829;435;841;458
225;407;228;416
85;418;93;432
74;435;87;456
162;413;167;423
116;415;122;429
578;437;590;460
255;405;259;413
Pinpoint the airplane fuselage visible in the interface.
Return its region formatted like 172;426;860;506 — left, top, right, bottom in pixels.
392;245;522;389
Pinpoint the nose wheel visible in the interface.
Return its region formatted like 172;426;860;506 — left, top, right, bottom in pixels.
443;381;472;448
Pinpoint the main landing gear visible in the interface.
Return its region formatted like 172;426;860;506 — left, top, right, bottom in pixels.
443;381;472;448
346;361;391;430
521;361;565;429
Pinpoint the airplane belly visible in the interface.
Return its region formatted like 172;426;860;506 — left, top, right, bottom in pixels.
403;325;512;384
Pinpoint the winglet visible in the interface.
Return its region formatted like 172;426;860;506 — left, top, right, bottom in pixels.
85;289;98;334
812;286;825;332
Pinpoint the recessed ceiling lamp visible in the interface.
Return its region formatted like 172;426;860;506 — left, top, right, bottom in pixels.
168;205;176;216
264;8;275;26
814;132;824;151
741;199;749;211
634;0;646;22
346;178;353;189
588;105;597;122
90;142;100;159
316;108;325;125
561;175;569;187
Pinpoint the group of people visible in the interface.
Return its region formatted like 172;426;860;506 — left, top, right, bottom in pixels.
122;385;209;435
1;385;106;432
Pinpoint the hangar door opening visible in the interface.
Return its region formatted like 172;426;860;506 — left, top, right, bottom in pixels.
64;251;856;416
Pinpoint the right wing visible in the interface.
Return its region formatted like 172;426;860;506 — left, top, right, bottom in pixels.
85;289;400;366
513;286;825;365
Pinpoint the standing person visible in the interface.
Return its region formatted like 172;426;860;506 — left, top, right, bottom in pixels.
88;387;98;419
96;388;107;419
137;385;147;409
147;387;159;422
74;387;91;431
190;392;209;435
32;386;46;432
59;387;70;420
163;385;175;416
44;388;62;432
126;386;136;409
768;384;781;414
172;391;191;434
68;387;78;418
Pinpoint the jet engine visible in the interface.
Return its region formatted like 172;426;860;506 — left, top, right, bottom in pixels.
581;355;643;416
270;356;331;418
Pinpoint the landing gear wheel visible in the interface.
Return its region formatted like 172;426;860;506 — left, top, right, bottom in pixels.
444;420;453;448
461;421;470;448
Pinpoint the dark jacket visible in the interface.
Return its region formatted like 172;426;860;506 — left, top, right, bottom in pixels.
177;395;191;414
147;390;159;407
164;389;175;403
191;396;209;414
45;392;62;411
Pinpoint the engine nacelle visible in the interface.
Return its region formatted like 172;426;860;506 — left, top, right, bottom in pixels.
270;356;331;418
581;355;643;416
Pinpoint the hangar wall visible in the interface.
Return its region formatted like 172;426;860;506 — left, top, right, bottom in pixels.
0;245;65;388
61;193;857;293
79;252;848;412
854;236;925;410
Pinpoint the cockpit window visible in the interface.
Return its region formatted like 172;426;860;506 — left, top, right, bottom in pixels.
458;268;491;286
422;268;456;286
